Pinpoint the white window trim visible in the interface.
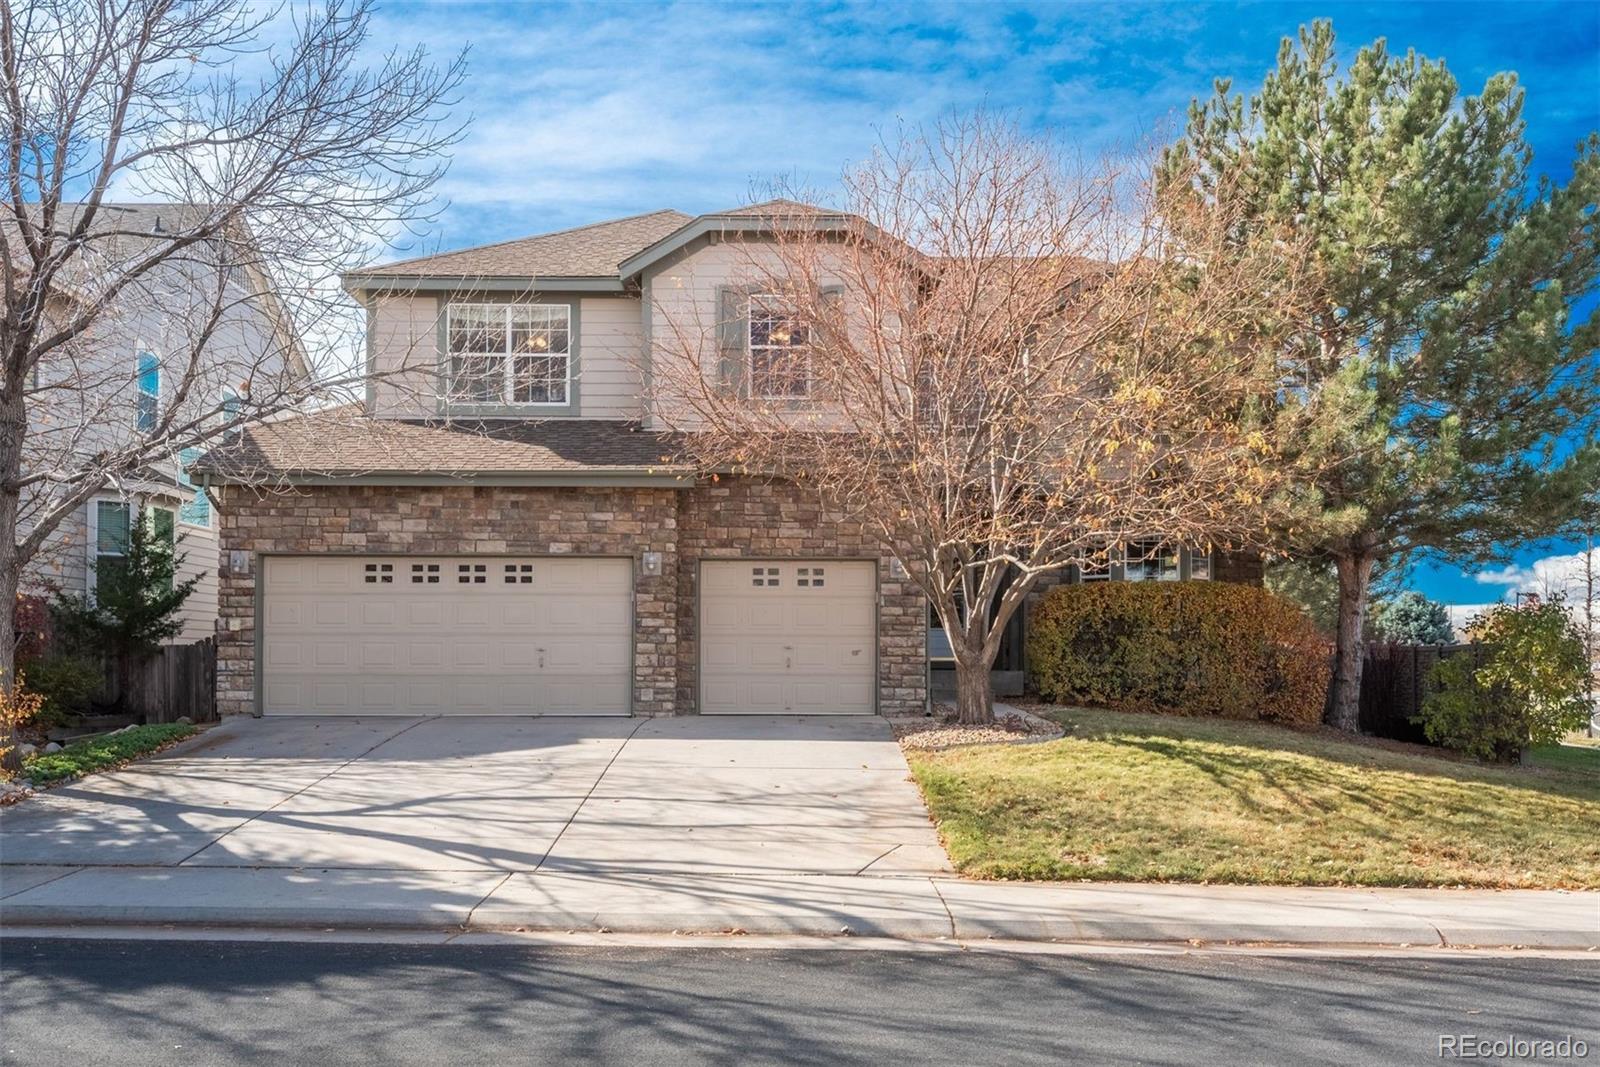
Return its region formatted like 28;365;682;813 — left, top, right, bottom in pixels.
748;293;812;400
445;302;572;407
86;497;130;600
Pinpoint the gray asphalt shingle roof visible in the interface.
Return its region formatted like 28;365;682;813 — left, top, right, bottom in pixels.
355;210;693;279
194;406;691;481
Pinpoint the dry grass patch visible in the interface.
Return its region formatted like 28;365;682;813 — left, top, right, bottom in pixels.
905;706;1600;888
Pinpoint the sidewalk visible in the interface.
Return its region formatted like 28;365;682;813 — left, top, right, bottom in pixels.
2;864;1595;948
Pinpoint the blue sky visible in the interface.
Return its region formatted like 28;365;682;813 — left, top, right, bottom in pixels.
368;0;1600;609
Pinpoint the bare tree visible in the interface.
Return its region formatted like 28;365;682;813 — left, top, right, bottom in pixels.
650;116;1312;724
0;0;463;766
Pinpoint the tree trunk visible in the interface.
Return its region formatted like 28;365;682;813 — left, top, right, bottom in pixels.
0;375;26;772
0;516;21;774
1326;552;1374;733
953;656;995;725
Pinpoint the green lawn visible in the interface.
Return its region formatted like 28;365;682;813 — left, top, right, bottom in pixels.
906;707;1600;888
23;723;198;786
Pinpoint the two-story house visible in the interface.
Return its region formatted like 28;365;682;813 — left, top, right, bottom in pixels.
21;203;305;644
198;201;1257;719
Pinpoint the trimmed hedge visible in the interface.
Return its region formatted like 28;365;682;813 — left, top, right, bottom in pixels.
1028;581;1330;726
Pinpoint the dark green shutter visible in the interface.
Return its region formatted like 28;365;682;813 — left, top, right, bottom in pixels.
716;286;748;396
815;285;844;398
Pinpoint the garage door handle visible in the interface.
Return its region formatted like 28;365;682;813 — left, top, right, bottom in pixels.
537;648;545;670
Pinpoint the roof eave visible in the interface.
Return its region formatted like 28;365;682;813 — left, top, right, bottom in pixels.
197;469;696;488
342;274;629;296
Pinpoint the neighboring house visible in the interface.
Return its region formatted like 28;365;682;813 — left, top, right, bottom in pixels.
20;203;304;643
196;201;1257;718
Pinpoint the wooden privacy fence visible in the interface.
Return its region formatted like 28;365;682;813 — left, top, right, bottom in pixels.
106;637;218;724
1358;642;1486;743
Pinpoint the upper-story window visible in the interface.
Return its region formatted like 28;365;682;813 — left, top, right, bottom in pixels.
748;295;810;398
135;350;161;432
447;303;570;405
178;447;210;527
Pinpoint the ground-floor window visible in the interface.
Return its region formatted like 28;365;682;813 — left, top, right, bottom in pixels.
88;497;175;598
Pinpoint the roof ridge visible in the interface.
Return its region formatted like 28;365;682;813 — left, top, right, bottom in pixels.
359;208;691;274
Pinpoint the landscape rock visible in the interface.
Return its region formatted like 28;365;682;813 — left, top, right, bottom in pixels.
176;716;193;725
42;742;62;754
16;742;37;758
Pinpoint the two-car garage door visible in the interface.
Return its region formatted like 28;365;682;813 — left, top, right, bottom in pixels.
260;555;879;716
261;556;632;716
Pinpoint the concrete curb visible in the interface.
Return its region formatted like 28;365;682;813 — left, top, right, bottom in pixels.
3;867;1595;948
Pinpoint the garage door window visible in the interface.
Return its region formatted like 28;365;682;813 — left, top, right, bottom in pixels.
797;566;825;587
363;562;394;584
504;563;534;584
752;566;778;587
411;563;441;584
458;563;487;584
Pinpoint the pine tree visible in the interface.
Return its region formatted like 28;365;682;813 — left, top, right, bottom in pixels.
1164;21;1600;730
51;510;200;698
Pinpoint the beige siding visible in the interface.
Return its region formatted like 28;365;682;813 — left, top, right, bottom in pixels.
174;515;220;643
577;296;645;418
366;293;647;420
644;239;855;431
19;502;89;599
366;294;443;419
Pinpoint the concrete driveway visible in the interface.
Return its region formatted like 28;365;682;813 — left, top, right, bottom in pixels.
0;715;949;877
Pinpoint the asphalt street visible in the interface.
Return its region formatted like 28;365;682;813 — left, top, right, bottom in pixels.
1;938;1595;1066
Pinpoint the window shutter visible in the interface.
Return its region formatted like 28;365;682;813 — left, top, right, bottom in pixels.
815;284;844;399
716;286;748;397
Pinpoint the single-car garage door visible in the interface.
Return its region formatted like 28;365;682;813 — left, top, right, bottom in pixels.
700;560;876;715
261;556;632;716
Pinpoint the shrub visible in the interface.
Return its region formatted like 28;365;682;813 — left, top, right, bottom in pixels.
21;655;104;728
1417;599;1591;762
0;672;45;775
14;593;51;662
24;723;196;786
1028;581;1331;725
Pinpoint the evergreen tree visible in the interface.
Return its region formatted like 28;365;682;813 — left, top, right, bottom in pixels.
1164;21;1600;730
1372;591;1456;645
52;510;200;671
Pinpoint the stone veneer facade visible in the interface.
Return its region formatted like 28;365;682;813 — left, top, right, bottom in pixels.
214;479;928;718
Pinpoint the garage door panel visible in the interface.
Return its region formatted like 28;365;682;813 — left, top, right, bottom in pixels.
407;601;446;626
700;560;876;715
358;641;398;669
263;556;632;716
313;601;350;627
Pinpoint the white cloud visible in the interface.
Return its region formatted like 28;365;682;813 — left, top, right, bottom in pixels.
357;1;1189;255
1476;546;1600;603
